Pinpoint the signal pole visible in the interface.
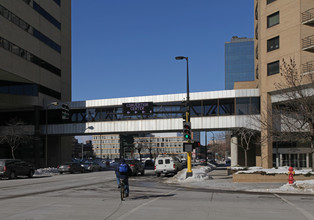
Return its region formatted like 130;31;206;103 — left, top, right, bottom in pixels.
175;56;192;178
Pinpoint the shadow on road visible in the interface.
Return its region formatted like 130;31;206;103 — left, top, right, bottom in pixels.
130;193;176;200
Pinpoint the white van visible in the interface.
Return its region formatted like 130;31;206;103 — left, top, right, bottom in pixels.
154;155;183;177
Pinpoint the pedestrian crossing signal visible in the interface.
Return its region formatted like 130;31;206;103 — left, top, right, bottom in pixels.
61;104;70;120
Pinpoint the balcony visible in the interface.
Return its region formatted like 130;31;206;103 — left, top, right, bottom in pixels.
302;61;314;74
302;8;314;26
302;35;314;52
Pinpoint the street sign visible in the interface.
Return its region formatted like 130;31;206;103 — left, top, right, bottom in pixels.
183;143;193;152
122;102;153;115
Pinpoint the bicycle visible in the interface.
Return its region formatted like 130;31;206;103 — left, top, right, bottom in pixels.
119;178;127;201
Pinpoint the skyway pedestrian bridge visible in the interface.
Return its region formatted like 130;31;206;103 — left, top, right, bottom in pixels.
44;89;260;135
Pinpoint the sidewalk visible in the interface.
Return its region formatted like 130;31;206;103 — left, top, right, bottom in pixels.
172;167;314;194
204;167;285;192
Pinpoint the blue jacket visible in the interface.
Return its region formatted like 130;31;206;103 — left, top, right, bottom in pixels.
116;160;131;179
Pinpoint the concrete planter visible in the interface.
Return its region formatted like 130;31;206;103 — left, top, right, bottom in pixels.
233;173;314;183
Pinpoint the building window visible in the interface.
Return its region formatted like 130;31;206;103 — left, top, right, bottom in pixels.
0;4;61;53
53;0;61;6
267;11;279;28
255;24;258;40
267;36;279;52
0;36;61;77
267;61;279;76
267;0;276;4
255;3;258;20
255;44;258;59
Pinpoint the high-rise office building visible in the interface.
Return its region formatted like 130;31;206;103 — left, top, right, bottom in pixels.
225;36;254;90
235;0;314;168
0;0;72;166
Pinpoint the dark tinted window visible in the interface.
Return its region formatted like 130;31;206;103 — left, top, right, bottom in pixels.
267;12;279;28
0;37;61;76
219;99;235;115
158;160;163;165
53;0;61;6
267;36;279;52
267;0;276;4
33;2;61;29
165;159;170;164
236;98;250;115
267;61;280;76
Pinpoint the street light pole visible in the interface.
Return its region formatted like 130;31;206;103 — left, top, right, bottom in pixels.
45;101;58;167
209;131;215;161
175;56;192;178
205;131;208;164
81;143;84;160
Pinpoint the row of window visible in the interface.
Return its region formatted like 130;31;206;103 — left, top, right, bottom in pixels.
266;7;279;76
0;4;61;53
255;1;280;77
0;36;61;76
0;80;61;100
22;0;61;30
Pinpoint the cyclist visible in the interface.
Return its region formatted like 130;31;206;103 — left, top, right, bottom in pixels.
115;158;131;197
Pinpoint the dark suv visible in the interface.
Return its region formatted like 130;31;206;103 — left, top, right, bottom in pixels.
0;159;36;179
125;159;145;176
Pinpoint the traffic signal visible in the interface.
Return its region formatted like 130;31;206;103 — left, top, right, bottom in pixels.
61;104;70;120
182;112;190;122
183;121;191;140
193;141;200;149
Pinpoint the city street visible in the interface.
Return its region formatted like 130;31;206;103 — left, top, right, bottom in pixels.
0;169;313;220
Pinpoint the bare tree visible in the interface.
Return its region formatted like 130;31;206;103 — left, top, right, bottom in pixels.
232;128;257;167
257;58;314;167
208;132;230;160
273;59;314;144
0;118;33;159
134;139;145;161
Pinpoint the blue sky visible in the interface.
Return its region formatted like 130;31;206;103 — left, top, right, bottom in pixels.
72;0;254;102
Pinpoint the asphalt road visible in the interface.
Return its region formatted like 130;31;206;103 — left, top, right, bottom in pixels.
0;169;313;220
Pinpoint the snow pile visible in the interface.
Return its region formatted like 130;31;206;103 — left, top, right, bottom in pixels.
165;165;213;184
34;167;59;176
278;180;314;193
234;166;314;175
165;165;314;194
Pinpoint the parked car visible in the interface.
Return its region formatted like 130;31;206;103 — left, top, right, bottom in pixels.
225;159;231;166
57;162;84;174
125;159;145;176
81;162;101;172
144;159;154;168
154;155;183;177
0;159;36;179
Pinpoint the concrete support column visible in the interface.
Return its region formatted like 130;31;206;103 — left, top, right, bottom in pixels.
231;135;238;166
280;154;283;167
306;153;310;168
260;93;273;168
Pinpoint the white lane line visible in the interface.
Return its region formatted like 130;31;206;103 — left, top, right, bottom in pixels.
115;188;179;220
274;194;314;220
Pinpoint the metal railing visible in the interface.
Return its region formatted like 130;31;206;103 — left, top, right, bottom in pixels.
302;61;314;74
302;35;314;50
302;8;314;24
